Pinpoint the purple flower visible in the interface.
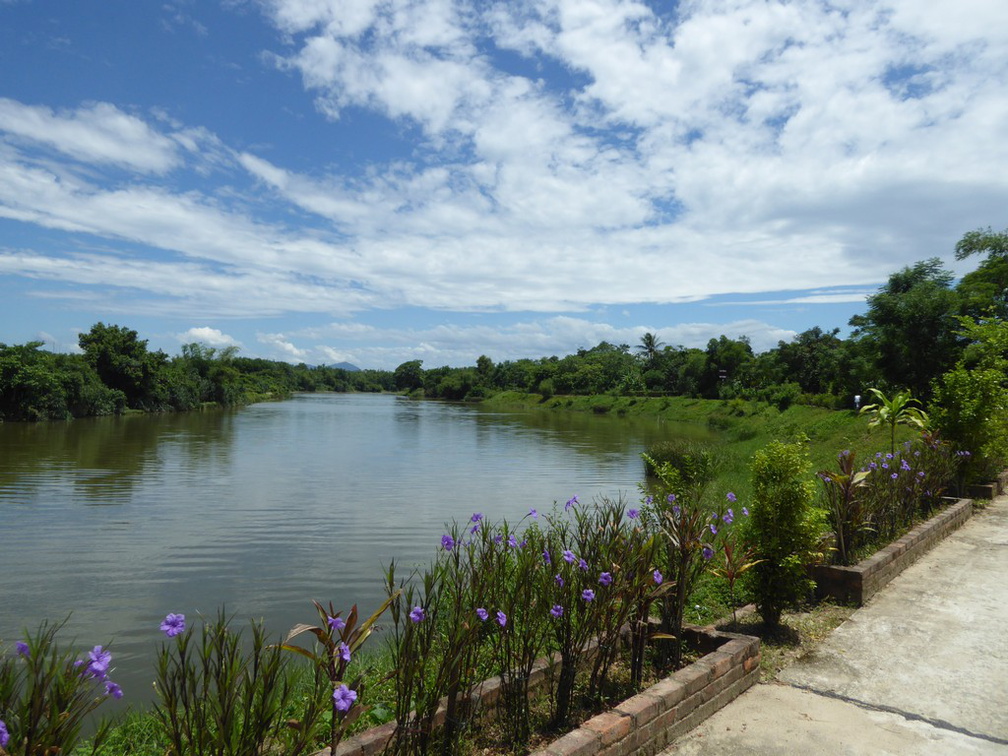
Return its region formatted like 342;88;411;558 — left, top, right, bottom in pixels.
918;471;925;478
891;472;899;479
562;549;576;563
551;604;564;617
723;509;734;525
471;512;483;523
160;613;186;638
599;572;613;586
470;523;480;534
338;642;351;663
672;505;681;516
667;494;676;504
627;508;640;520
702;545;714;560
508;534;518;548
555;574;564;586
565;495;579;511
15;641;29;658
494;533;504;544
0;719;9;748
529;508;538;519
709;523;718;535
328;615;346;633
742;507;749;516
496;610;507;627
581;589;595;602
901;459;911;471
409;606;425;623
869;462;878;470
441;534;455;551
645;495;653;506
85;645;112;681
881;462;889;470
653;569;663;585
885;453;894;460
333;684;357;713
726;492;737;503
542;549;552;565
476;607;489;621
105;681;123;699
578;558;589;572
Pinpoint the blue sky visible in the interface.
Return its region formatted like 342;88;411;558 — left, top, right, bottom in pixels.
1;0;1006;369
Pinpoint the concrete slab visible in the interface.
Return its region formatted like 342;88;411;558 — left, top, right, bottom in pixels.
779;499;1008;741
663;683;1003;755
663;496;1008;754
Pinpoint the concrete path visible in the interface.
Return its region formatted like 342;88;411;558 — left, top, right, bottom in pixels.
662;494;1008;755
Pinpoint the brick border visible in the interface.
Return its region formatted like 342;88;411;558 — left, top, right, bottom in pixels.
811;497;973;606
322;627;760;756
966;469;1008;500
530;628;760;756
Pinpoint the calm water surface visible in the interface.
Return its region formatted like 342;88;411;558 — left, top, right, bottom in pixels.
0;393;710;701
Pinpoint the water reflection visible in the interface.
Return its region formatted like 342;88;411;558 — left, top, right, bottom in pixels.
0;394;709;704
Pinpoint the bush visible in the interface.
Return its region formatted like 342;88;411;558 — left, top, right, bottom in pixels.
932;366;1008;483
641;439;717;493
744;440;823;628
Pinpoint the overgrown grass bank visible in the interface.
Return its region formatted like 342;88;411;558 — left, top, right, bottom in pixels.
481;392;916;501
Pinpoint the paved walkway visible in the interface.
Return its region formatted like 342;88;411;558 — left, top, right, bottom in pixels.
662;494;1008;755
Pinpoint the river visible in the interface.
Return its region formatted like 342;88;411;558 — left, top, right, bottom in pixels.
0;392;711;703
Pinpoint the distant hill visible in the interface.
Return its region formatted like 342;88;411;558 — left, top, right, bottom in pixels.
331;362;361;372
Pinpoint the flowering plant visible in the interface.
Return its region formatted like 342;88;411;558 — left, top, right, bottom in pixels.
0;619;119;756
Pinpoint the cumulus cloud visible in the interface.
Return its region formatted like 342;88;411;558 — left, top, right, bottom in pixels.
0;0;1007;360
177;327;242;348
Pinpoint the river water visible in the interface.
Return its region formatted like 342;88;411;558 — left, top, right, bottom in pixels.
0;393;710;702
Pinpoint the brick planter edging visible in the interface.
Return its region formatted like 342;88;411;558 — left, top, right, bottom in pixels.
811;497;973;606
323;627;760;756
529;628;761;756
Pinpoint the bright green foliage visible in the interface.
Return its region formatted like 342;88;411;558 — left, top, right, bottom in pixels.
932;316;1008;482
859;387;929;455
0;620;118;755
745;440;823;629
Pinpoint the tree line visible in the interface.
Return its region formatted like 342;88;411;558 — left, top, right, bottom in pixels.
0;324;393;421
3;227;1006;421
400;227;1008;410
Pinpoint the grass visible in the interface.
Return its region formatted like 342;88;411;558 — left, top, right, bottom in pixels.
716;602;856;682
482;392;919;504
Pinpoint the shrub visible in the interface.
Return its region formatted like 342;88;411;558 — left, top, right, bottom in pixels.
641;440;717;492
744;440;823;629
932;365;1008;483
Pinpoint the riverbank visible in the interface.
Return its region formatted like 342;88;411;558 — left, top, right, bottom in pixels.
477;391;902;501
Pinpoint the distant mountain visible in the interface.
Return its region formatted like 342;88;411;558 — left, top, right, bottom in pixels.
331;361;361;372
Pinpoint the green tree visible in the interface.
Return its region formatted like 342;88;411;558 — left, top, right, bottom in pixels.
78;322;166;410
393;360;425;391
849;258;961;400
955;226;1008;320
636;332;665;369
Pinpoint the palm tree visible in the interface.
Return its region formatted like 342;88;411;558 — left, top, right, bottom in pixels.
859;387;929;454
636;332;665;369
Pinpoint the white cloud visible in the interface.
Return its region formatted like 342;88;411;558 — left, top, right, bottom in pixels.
0;99;181;173
1;0;1007;362
177;327;242;348
257;331;308;359
265;314;797;369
